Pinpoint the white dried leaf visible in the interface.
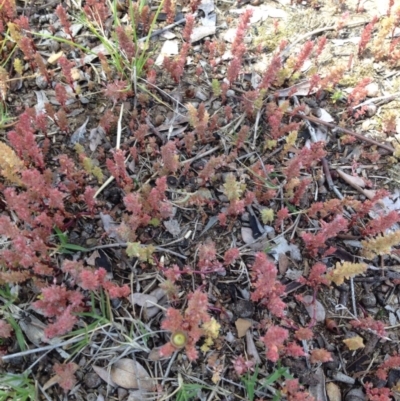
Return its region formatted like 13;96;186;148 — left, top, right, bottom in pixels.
285;268;303;281
89;126;105;152
223;28;236;43
34;90;49;114
149;287;167;301
319;108;334;123
155;40;179;66
70;117;89;145
191;26;216;43
164;219;181;237
272;236;301;261
130;293;158;308
161;31;176;39
241;227;255;244
100;213;124;243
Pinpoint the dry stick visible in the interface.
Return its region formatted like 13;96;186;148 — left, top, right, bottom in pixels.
1;327;109;361
321;157;334;191
280;20;369;59
182;145;220;165
293;113;394;154
138;12;197;43
352;91;400;110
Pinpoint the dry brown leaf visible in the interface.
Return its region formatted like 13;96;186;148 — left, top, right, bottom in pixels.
343;336;365;351
93;365;117;387
110;358;155;390
148;347;163;361
235;318;252;338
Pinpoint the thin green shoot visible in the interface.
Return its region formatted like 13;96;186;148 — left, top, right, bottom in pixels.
0;103;15;128
263;365;292;386
0;285;27;351
133;320;152;347
0;371;36;401
53;227;89;253
259;364;293;401
241;365;259;401
28;30;93;55
6;315;27;352
175;382;205;401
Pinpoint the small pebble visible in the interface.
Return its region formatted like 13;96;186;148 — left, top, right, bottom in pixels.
366;82;379;97
84;372;102;389
361;293;376;308
234;299;254;318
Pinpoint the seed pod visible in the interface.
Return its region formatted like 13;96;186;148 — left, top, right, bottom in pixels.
325;318;340;334
171;331;188;349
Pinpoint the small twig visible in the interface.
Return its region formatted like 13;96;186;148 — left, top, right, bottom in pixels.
350;277;357;319
182;145;220;165
252;108;262;148
293;113;394;153
352;91;400;110
1;325;109;361
138;12;197;42
116;103;123;150
280;20;369;59
321;158;334;190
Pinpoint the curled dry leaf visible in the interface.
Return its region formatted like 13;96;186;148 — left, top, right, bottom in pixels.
70;117;89;145
326;382;341;401
110;358;155;390
130;293;158;308
163;219;181;237
89;126;106;152
308;367;327;401
146;288;167;318
302;295;326;322
245;330;261;365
